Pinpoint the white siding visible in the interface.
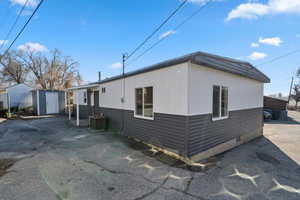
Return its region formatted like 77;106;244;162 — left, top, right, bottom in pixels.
74;89;87;105
99;63;189;115
188;63;264;115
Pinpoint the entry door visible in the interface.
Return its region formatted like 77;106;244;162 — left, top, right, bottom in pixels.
46;92;59;114
94;91;99;107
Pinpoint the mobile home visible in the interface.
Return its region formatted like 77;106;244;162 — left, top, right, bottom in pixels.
70;51;270;161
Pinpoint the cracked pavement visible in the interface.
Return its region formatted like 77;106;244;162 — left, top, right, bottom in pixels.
0;112;300;200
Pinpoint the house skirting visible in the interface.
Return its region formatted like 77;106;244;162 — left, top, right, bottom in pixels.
76;105;263;161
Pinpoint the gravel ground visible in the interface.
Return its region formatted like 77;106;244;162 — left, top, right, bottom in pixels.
0;113;300;200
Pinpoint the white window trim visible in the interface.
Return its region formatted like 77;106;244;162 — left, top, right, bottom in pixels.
212;85;229;121
134;87;154;120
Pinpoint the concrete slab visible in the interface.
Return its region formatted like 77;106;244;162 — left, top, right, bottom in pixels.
0;112;300;200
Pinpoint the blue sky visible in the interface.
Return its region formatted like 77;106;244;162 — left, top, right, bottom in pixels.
0;0;300;95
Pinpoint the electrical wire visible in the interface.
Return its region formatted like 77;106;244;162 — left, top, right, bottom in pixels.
125;0;189;61
0;0;30;50
127;0;212;66
255;48;300;67
2;0;45;56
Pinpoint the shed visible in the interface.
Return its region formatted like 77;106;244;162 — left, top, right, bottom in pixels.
69;51;270;161
0;83;33;110
32;90;65;115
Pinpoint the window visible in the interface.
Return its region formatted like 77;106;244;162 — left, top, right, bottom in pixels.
135;87;153;119
212;85;228;120
101;87;106;93
83;91;87;104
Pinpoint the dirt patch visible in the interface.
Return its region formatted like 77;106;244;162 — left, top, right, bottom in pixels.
0;159;16;177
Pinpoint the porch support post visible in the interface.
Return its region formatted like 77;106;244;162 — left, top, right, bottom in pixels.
76;92;79;127
7;93;10;115
37;90;40;116
68;91;71;120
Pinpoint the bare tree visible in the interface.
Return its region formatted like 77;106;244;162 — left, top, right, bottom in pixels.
0;51;28;84
293;68;300;110
17;49;82;90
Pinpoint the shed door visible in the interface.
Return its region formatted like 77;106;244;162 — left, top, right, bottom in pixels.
94;91;99;107
46;92;59;114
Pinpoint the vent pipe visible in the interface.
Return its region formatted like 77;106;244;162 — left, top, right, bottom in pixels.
98;71;101;82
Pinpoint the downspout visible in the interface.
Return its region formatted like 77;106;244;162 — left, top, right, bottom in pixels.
76;92;79;126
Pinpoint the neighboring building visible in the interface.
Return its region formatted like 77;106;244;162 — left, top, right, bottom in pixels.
264;96;288;120
0;83;34;110
69;51;270;161
264;96;288;111
32;90;66;115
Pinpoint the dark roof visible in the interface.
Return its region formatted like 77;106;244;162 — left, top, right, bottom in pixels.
264;96;288;103
93;51;270;84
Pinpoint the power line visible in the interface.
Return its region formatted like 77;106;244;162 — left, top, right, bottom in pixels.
125;0;189;61
2;0;45;55
127;0;212;66
256;48;300;67
0;0;30;50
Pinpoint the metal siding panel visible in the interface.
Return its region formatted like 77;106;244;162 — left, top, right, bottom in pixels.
32;91;37;115
58;92;65;114
39;91;46;115
187;108;263;157
80;106;188;156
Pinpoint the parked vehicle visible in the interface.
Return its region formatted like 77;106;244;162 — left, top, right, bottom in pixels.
263;110;272;121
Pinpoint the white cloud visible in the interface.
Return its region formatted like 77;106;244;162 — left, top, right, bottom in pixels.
251;42;260;48
248;52;267;60
10;0;38;7
258;37;282;46
17;42;48;52
0;40;8;45
226;0;300;21
108;62;122;69
159;30;176;39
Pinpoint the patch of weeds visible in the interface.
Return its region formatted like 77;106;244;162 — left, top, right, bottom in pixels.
107;186;115;191
0;158;16;177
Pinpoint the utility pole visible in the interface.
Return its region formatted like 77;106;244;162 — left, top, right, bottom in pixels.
121;53;127;133
288;76;294;103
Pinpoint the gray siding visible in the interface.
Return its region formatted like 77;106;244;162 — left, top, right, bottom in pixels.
32;90;65;115
39;91;47;115
78;105;187;155
124;111;187;155
76;105;263;158
58;92;65;114
32;91;37;115
187;108;263;157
